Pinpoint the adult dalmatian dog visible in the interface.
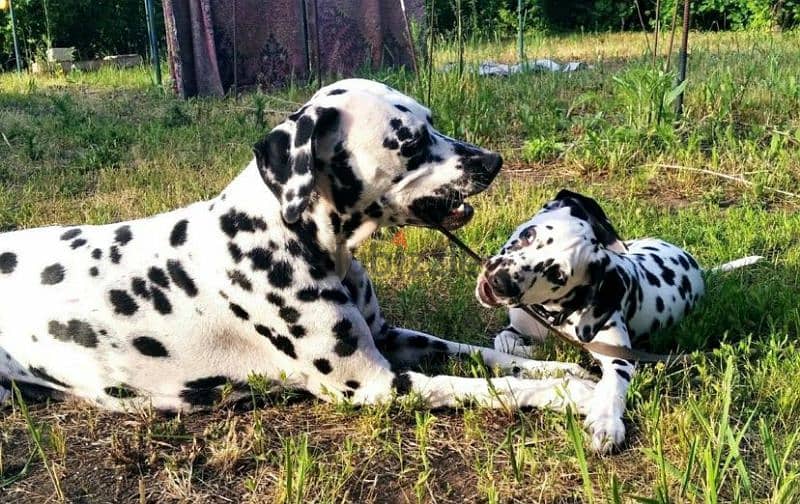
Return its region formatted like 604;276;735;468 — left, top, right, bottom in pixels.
476;189;760;452
0;79;596;415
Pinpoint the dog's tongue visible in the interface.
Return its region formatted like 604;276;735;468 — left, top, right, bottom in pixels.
441;203;474;230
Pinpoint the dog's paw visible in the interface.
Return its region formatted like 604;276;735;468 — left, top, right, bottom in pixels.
494;332;535;357
585;414;625;453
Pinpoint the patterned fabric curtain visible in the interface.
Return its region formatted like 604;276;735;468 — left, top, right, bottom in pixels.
162;0;424;98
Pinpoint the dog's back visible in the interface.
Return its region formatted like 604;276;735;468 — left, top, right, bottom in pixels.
614;238;705;341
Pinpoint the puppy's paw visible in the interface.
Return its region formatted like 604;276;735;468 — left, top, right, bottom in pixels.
494;332;535;357
585;414;625;453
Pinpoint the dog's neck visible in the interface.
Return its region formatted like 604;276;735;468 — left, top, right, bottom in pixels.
215;162;378;279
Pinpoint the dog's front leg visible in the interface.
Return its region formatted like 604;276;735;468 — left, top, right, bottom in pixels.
582;313;635;453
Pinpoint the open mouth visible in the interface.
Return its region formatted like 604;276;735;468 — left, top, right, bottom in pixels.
440;202;474;230
476;277;500;307
411;195;477;231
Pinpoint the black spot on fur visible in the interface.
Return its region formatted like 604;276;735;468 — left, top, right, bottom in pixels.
148;267;170;288
104;385;138;399
328;148;364;213
290;325;306;338
228;242;244;263
345;380;360;389
114;225;133;246
294;115;315;147
327;88;347;95
228;270;253;292
92;248;102;260
167;260;198;297
129;280;149;302
330;212;342;234
296;287;320;302
229;302;250;320
267;292;285;306
248;247;273;270
110;290;138;315
60;228;82;241
285;219;335;280
286;240;303;257
71;238;87;249
255;324;297;359
0;252;16;274
616;369;631;381
219;209;267;238
268;261;293;288
170;220;189;247
364;202;383;219
110;246;122;264
29;366;70;388
643;268;661;287
392;372;412;396
48;319;98;348
132;336;169;357
41;263;65;285
89;267;99;277
383;137;399;150
342;213;363;238
186;376;228;389
333;319;358;357
180;388;221;407
314;358;333;374
279;306;300;323
655;296;665;312
320;289;349;304
151;287;172;315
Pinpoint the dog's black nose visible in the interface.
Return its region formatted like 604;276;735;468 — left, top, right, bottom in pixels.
490;268;520;298
483;152;503;175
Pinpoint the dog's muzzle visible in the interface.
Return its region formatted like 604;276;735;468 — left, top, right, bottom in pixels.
477;267;521;307
416;152;502;230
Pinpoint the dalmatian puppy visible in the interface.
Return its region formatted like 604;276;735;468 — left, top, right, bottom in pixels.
476;189;761;452
0;79;596;414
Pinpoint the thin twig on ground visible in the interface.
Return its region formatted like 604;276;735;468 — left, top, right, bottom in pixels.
646;163;800;199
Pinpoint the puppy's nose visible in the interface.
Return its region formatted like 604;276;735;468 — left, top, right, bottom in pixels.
489;268;520;298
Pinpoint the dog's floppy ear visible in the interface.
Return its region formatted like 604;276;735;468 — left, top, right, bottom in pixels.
555;189;627;253
254;106;341;224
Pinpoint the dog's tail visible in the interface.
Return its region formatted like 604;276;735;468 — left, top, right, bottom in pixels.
708;255;763;273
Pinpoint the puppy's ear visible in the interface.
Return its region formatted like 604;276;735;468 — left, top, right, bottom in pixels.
254;106;341;224
554;189;627;253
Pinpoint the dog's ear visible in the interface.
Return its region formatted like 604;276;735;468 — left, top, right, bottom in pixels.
254;106;341;224
555;189;627;253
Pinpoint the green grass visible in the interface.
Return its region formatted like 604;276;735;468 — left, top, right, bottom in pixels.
1;30;800;502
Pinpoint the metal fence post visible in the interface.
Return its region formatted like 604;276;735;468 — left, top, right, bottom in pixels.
8;0;22;73
144;0;162;86
675;0;691;119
